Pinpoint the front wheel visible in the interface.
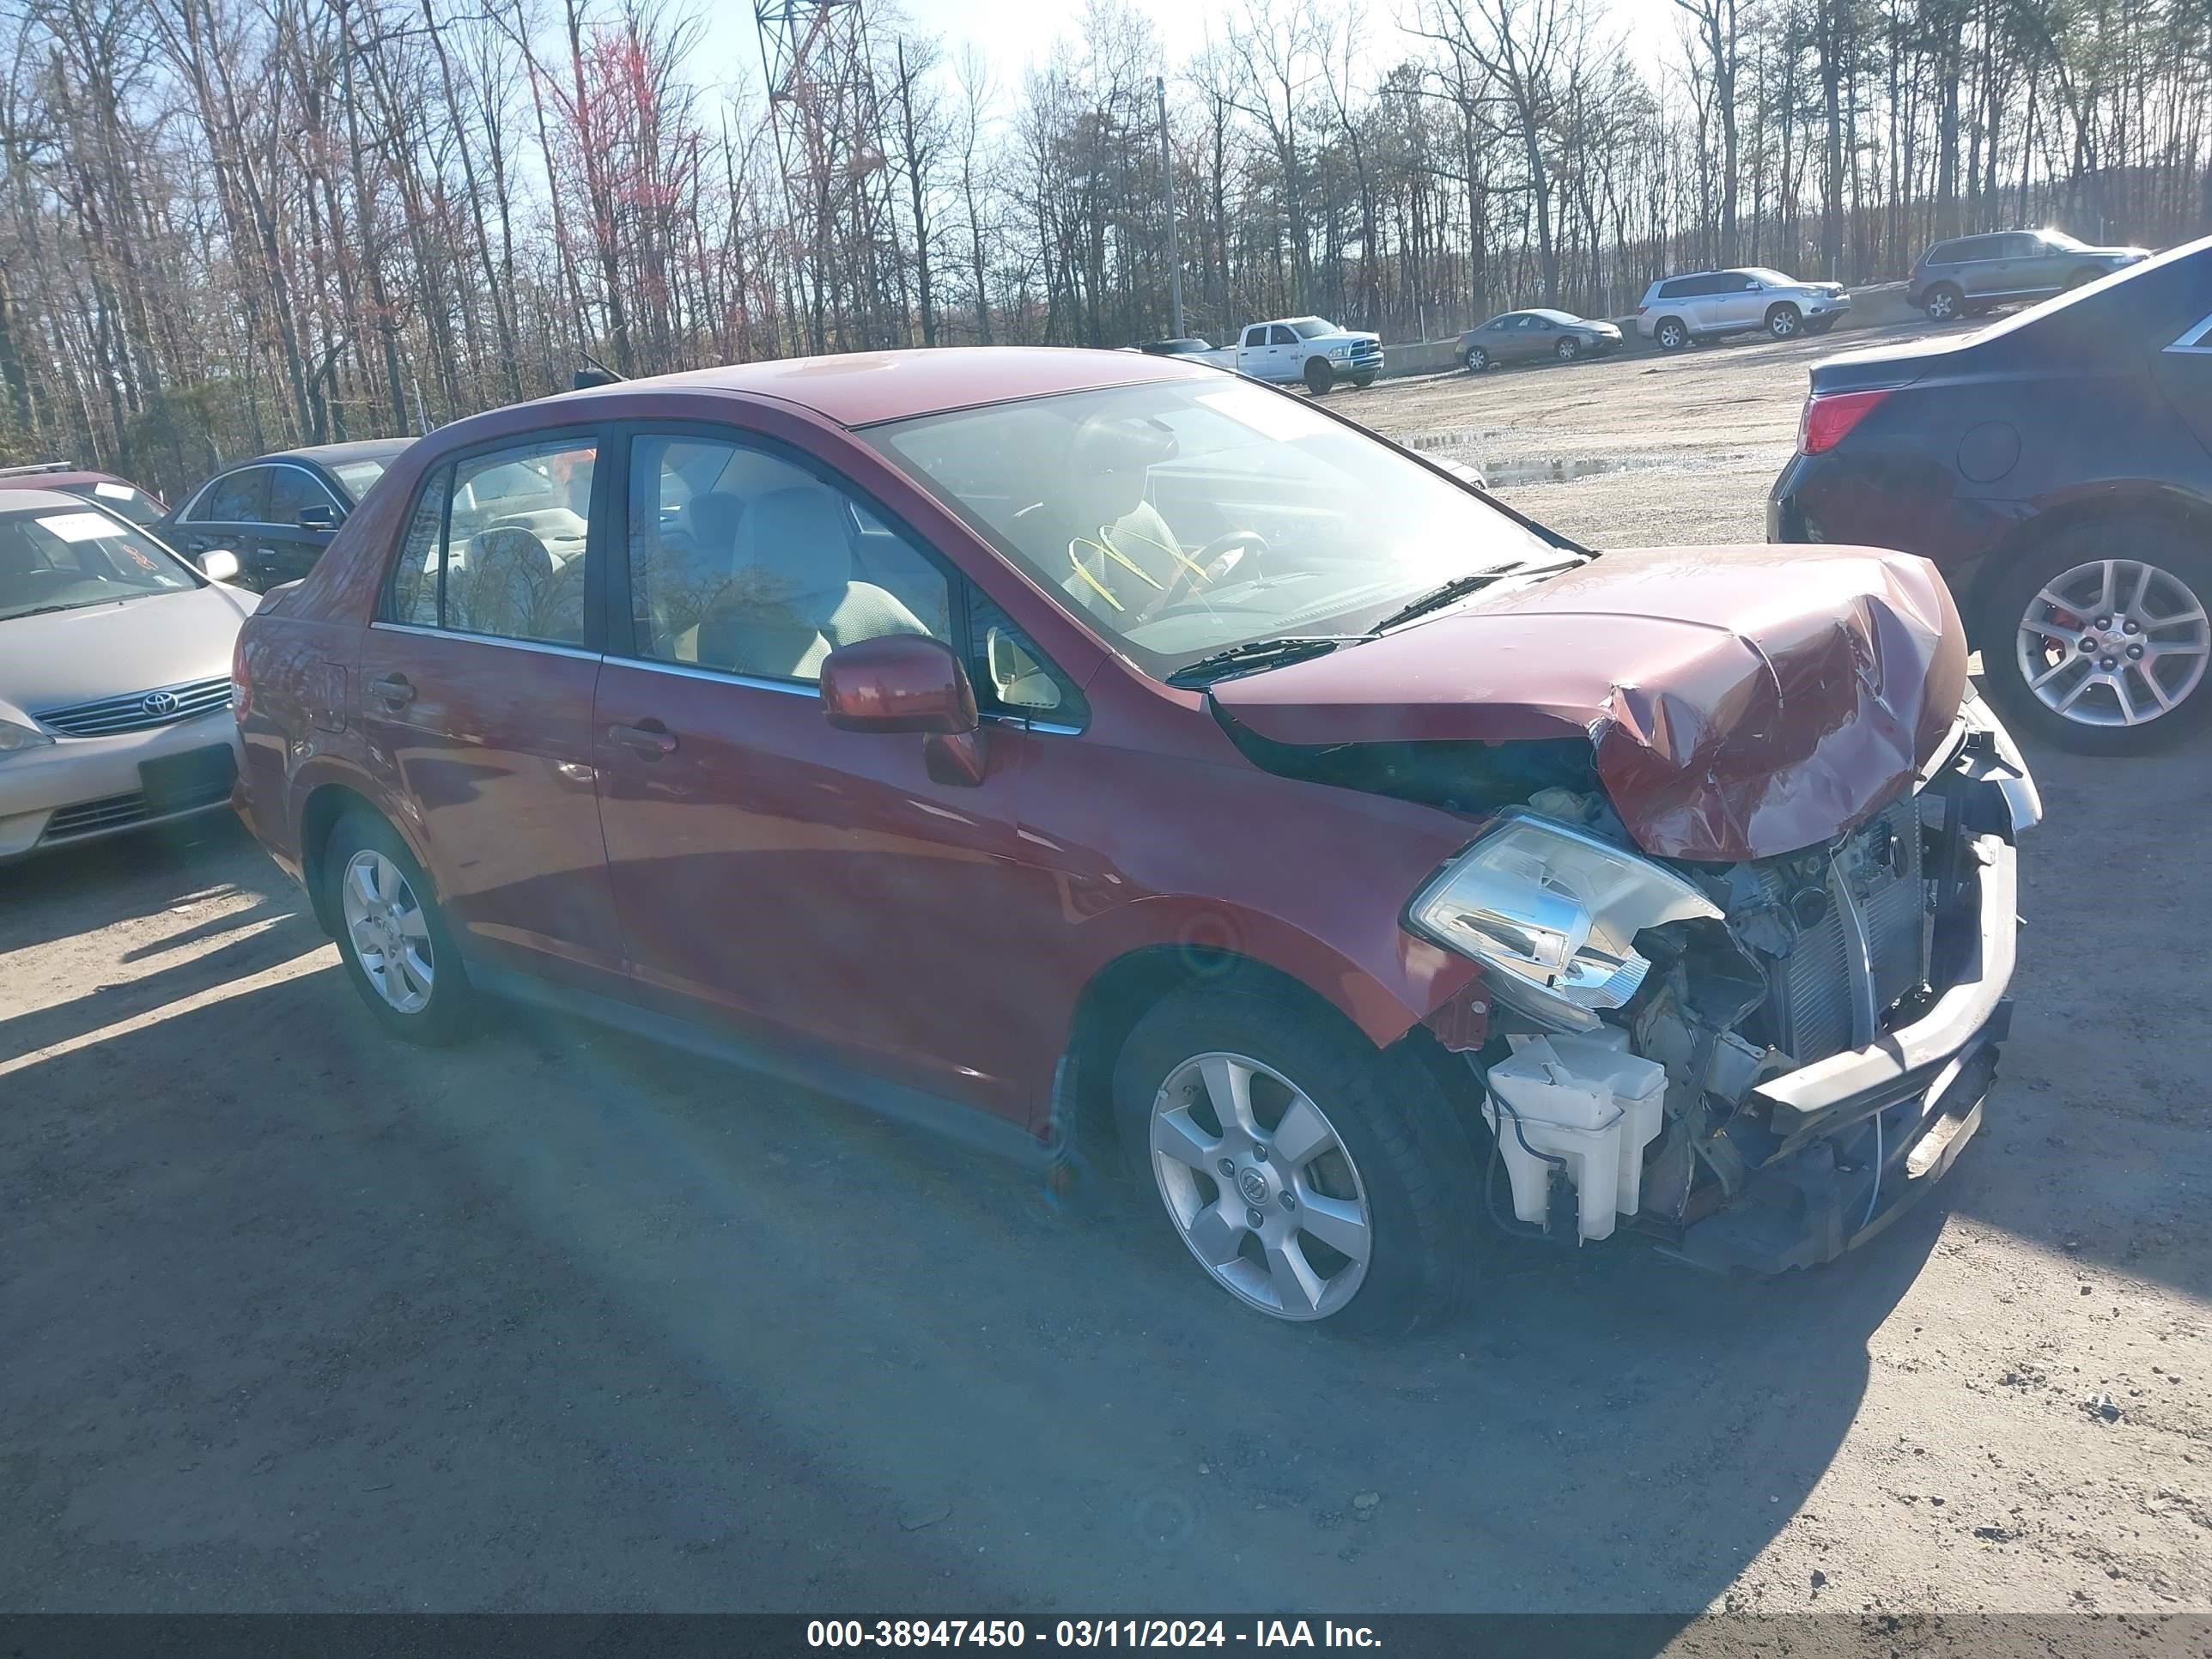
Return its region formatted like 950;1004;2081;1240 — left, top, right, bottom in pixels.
1554;337;1581;362
1114;982;1480;1334
1303;356;1334;395
1923;283;1963;323
326;810;477;1043
1766;303;1802;339
1983;519;2212;754
1465;344;1491;373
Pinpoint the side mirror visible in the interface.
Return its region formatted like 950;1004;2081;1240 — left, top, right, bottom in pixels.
299;502;339;531
821;635;988;786
197;548;242;583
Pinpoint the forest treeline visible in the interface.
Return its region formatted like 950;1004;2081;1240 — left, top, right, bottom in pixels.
1;0;2207;490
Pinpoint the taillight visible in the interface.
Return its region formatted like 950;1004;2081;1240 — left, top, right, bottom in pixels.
1799;388;1891;454
231;628;252;720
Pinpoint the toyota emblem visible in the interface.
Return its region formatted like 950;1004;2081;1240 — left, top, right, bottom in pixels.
142;690;182;717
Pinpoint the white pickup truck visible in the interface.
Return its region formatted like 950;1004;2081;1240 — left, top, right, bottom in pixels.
1191;316;1385;393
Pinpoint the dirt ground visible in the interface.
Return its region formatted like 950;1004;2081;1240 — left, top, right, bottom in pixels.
5;321;2211;1629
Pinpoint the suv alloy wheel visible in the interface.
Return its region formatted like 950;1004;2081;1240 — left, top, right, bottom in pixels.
1654;318;1688;351
1923;283;1963;322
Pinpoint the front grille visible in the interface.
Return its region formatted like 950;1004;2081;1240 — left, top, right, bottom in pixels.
33;676;232;737
40;770;235;842
1744;795;1928;1065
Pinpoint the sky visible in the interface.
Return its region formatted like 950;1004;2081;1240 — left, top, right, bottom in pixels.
696;0;1690;116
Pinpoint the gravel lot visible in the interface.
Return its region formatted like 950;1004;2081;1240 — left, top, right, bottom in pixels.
5;323;2210;1630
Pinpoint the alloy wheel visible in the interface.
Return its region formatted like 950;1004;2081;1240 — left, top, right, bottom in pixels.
1147;1051;1372;1322
1556;337;1579;361
2016;557;2211;730
1926;287;1959;321
341;848;436;1014
1657;322;1685;350
1466;346;1487;372
1770;308;1799;338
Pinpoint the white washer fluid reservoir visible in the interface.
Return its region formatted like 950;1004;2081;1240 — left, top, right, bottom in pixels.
1483;1030;1669;1242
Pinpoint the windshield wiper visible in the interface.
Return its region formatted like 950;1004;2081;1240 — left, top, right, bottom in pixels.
1365;555;1583;636
1165;635;1357;688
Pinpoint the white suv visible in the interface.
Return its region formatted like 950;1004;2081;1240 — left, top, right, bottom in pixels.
1636;268;1850;350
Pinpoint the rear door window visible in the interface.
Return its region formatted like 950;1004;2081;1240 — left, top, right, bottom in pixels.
196;468;269;524
381;437;599;647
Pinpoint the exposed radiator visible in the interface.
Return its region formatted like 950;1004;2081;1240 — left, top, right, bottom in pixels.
1746;795;1928;1065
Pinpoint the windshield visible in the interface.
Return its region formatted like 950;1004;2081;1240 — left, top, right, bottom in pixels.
2039;228;2087;251
1530;309;1581;325
64;481;164;526
1287;318;1336;339
866;377;1560;678
1743;268;1797;287
332;459;390;500
0;504;198;621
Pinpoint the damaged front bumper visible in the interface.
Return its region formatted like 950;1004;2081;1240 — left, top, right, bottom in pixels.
1668;712;2035;1273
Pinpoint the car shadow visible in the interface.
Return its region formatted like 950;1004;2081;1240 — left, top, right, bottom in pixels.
3;969;1931;1621
0;814;284;958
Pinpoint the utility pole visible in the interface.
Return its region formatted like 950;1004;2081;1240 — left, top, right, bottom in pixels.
1157;75;1184;339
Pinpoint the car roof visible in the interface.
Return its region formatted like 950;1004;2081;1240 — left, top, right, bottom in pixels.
254;437;416;469
0;469;129;493
511;347;1198;430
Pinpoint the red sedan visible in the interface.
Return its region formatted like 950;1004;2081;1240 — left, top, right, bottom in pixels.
234;348;2037;1331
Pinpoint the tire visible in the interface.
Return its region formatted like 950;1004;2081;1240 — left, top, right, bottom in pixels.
1981;515;2212;755
1923;282;1963;323
1352;374;1376;388
2064;266;2103;291
1113;981;1480;1334
325;809;477;1043
1653;317;1688;351
1806;317;1837;335
1465;345;1490;373
1554;337;1580;362
1766;302;1802;339
1303;356;1333;395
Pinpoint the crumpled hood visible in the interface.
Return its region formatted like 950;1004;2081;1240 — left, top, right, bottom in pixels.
3;582;255;711
1209;544;1968;862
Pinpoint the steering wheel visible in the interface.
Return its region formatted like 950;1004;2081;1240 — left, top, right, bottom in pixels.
1137;530;1271;621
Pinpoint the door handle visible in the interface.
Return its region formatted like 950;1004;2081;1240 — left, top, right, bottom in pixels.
369;673;416;706
608;721;678;758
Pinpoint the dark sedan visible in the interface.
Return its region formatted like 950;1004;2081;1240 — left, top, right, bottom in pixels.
158;437;414;592
1459;309;1623;372
1771;234;2212;753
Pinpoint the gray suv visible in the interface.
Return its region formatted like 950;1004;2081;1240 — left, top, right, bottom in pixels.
1908;229;2148;321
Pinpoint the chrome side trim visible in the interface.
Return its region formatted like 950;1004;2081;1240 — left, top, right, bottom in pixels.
599;655;819;699
368;622;602;663
2164;311;2212;355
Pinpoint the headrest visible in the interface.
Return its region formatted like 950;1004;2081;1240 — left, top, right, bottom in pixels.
471;526;552;577
732;485;852;616
684;490;744;556
1067;412;1179;476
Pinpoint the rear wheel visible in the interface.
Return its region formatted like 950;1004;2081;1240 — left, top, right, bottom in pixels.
1923;282;1963;322
1554;336;1581;362
1303;356;1334;395
326;810;477;1043
1984;518;2212;754
1465;344;1491;372
1114;982;1480;1334
1766;302;1802;339
1654;317;1688;351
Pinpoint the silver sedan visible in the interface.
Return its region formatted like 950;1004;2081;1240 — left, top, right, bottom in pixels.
0;489;257;860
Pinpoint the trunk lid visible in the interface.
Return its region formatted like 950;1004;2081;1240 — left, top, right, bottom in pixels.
1807;332;1965;395
1208;544;1968;863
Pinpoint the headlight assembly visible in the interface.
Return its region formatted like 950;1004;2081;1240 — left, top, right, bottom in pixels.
0;719;54;756
1406;810;1720;1031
